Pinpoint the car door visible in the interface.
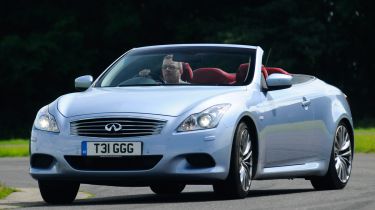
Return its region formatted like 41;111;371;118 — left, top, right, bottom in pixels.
257;83;317;168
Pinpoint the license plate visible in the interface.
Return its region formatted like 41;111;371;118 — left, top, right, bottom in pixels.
81;141;142;156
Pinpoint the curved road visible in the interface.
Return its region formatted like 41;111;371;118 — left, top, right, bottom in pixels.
0;154;374;209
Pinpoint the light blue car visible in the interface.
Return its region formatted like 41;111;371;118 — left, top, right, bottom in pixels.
30;44;354;204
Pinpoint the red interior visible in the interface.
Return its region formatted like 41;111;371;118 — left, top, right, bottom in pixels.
261;64;290;79
188;64;290;84
236;64;249;84
181;62;193;82
265;67;290;76
191;68;236;84
261;65;269;78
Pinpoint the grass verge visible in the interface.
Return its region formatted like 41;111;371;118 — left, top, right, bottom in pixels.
0;127;374;157
0;183;16;199
354;128;375;153
0;139;29;157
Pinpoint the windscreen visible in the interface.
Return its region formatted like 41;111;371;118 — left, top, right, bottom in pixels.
96;46;256;87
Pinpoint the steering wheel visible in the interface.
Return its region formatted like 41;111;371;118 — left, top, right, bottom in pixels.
117;74;164;86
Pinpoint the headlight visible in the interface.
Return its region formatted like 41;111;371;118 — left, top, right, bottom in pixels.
177;104;231;132
34;106;60;133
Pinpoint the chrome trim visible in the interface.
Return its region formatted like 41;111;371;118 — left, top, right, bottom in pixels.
70;117;167;138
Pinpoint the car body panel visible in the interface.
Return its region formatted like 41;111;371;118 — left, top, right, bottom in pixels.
57;86;246;118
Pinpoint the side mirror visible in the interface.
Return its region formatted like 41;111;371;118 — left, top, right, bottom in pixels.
75;75;93;90
266;73;292;90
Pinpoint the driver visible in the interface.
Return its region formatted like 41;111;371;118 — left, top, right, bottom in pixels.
138;54;187;84
161;54;186;84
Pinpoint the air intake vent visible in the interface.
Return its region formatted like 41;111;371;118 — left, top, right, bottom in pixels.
64;155;162;171
70;117;166;138
30;154;55;169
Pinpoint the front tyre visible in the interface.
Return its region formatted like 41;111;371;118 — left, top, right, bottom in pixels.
213;122;253;198
311;122;353;190
150;184;185;195
38;180;80;204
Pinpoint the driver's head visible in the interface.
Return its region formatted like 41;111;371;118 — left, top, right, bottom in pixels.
161;54;183;84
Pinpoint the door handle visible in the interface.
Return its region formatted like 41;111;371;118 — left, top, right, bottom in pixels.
302;97;311;107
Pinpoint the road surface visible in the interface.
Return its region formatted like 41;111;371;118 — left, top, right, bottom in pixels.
0;154;374;209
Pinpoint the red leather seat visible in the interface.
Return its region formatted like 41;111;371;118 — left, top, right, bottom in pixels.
266;67;290;75
237;63;269;83
181;62;193;82
262;65;290;79
191;68;236;84
236;63;249;84
261;65;269;78
238;64;289;81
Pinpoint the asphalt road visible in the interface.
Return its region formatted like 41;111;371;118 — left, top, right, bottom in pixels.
1;154;375;210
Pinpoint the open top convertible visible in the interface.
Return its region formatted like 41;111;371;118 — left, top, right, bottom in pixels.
30;44;353;204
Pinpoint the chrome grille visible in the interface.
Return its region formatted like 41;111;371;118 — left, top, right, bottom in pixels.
70;118;166;138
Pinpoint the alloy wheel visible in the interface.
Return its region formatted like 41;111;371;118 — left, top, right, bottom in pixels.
239;128;252;191
334;125;352;183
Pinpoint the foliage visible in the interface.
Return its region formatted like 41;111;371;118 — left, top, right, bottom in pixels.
0;0;374;137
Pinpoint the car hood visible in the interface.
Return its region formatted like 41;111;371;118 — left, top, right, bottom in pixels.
57;86;245;117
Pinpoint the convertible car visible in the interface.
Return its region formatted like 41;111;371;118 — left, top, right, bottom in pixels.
30;44;354;204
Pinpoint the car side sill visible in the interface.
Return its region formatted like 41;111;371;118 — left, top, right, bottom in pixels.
254;160;327;180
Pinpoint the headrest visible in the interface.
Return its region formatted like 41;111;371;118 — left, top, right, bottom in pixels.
181;62;193;82
237;63;249;84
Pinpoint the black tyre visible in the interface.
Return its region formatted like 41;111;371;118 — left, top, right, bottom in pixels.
311;122;353;190
213;122;254;198
38;180;80;204
150;184;185;195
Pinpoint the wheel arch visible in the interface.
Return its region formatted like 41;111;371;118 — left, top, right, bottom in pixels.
338;117;355;153
234;113;260;177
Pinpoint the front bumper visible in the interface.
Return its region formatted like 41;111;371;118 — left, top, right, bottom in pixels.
30;113;235;186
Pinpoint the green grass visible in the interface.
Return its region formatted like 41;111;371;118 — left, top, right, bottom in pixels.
0;128;374;157
0;183;16;199
354;128;375;153
0;139;29;157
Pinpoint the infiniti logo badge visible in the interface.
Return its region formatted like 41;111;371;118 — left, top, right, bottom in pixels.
104;123;122;132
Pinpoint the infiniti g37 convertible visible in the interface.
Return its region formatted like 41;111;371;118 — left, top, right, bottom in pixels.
30;44;354;204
